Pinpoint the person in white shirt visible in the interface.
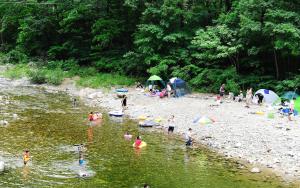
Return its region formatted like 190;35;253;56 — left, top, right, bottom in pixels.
166;83;172;98
185;128;193;146
167;115;175;134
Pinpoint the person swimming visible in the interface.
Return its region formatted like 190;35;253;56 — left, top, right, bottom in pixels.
23;150;30;165
124;132;133;140
88;112;94;121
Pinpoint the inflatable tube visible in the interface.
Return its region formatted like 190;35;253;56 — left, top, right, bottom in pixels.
133;141;147;148
115;88;128;93
256;111;264;115
109;111;124;117
139;120;159;127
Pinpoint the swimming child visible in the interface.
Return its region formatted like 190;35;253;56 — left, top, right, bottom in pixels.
134;136;142;147
124;132;133;140
88;112;94;121
23;150;30;165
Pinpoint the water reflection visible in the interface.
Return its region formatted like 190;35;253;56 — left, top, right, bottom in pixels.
87;127;93;144
22;165;30;181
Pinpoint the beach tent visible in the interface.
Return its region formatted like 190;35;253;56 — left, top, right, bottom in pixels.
281;91;299;101
146;75;165;88
169;77;190;97
254;89;280;105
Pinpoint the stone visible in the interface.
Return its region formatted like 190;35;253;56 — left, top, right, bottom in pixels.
250;167;261;173
234;143;242;148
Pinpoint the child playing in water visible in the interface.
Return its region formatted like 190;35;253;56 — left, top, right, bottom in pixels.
124;132;133;140
88;112;94;121
23;150;30;165
79;152;85;166
134;136;142;147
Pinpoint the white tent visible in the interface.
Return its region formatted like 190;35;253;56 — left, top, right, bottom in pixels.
254;89;280;104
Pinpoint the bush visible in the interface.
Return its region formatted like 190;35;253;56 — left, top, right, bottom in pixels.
70;67;98;77
4;49;28;64
2;64;29;79
28;69;47;84
46;59;79;71
77;73;136;88
45;69;65;85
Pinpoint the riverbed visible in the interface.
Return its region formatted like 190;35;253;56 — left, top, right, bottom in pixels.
0;78;295;187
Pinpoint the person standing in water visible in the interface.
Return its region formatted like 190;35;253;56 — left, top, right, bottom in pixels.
185;128;193;146
72;98;77;108
79;151;85;166
121;95;127;112
23;150;30;165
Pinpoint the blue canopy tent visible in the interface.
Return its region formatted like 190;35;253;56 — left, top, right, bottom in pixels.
170;78;190;97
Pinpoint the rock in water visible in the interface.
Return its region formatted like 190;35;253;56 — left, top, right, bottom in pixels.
250;167;261;173
0;120;8;126
0;161;5;172
12;114;18;119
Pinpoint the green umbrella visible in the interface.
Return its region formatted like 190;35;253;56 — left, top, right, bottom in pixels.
147;75;162;81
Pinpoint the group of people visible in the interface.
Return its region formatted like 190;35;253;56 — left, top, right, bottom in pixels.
220;84;297;121
88;112;103;122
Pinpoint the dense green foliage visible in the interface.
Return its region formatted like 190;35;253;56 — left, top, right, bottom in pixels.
1;0;300;93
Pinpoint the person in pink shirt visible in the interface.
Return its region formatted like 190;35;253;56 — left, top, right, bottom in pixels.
134;136;142;147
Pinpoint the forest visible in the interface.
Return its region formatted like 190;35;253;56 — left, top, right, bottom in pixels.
0;0;300;94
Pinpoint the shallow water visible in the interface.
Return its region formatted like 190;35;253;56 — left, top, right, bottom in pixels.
0;84;295;188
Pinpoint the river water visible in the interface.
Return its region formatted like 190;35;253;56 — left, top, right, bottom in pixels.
0;80;294;187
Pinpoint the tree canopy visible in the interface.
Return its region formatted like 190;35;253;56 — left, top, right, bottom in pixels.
1;0;300;93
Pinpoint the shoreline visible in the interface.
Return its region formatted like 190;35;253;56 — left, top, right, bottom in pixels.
6;76;300;185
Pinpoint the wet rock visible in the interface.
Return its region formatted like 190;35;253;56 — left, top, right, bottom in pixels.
0;120;8;126
250;167;261;173
0;161;5;172
234;143;241;148
12;114;18;119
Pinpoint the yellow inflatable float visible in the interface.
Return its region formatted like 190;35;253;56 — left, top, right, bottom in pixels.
255;111;264;115
132;141;147;148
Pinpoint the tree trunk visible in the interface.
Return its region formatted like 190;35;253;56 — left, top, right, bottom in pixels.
225;0;231;12
273;48;279;79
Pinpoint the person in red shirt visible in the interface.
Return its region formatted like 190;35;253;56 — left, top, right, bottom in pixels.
134;136;142;147
88;112;94;121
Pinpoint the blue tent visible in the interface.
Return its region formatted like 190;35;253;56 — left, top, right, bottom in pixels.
170;78;190;97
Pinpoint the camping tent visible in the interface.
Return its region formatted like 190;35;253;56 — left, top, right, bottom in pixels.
146;75;165;89
254;89;280;105
281;91;299;101
169;77;190;97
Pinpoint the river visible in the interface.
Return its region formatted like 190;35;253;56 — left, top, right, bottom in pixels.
0;79;294;188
